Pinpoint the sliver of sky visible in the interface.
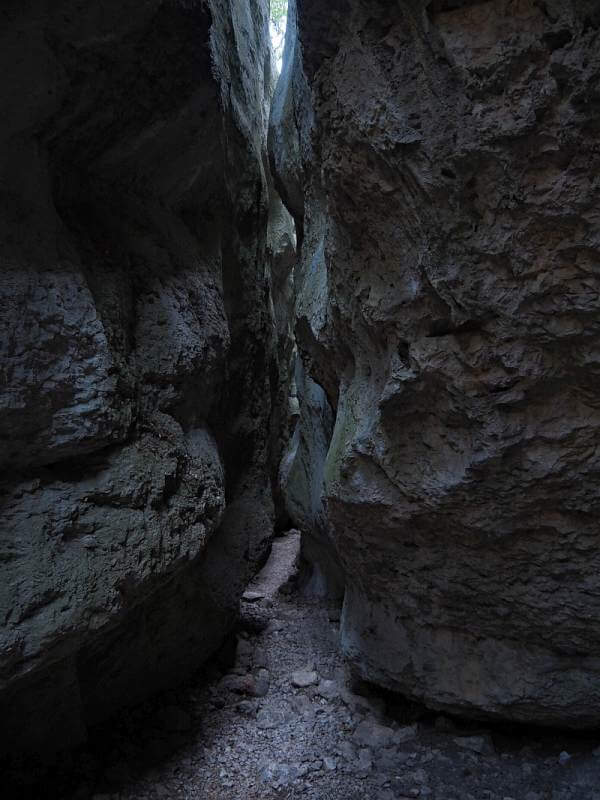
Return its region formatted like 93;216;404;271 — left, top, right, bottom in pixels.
269;0;288;74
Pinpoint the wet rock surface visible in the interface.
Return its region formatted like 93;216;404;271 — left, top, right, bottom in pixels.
272;0;600;725
7;535;600;800
0;0;279;753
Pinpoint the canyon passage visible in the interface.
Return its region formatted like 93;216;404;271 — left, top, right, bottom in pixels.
1;0;600;798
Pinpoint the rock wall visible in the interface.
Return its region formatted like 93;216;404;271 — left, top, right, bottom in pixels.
0;0;279;753
273;0;600;727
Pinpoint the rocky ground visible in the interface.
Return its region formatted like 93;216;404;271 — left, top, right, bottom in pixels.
6;531;600;800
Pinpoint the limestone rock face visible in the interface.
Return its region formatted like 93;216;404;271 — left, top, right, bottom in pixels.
274;0;600;726
0;0;277;752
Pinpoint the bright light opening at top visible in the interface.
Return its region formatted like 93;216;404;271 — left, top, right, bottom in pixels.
270;0;288;75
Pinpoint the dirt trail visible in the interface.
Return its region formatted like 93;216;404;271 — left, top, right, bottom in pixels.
10;531;600;800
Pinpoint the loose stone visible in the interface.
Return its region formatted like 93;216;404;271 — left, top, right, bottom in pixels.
291;670;319;688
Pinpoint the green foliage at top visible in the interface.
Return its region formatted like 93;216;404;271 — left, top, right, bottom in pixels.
270;0;288;31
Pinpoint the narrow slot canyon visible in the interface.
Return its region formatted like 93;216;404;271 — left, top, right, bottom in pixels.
2;1;600;798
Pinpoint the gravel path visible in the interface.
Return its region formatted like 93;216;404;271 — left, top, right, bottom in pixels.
9;532;600;800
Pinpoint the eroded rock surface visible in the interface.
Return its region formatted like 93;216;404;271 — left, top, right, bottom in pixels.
0;0;280;753
273;0;600;726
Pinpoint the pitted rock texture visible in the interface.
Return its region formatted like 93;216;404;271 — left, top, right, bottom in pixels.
0;0;278;753
273;0;600;726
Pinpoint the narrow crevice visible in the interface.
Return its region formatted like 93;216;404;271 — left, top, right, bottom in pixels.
3;0;600;798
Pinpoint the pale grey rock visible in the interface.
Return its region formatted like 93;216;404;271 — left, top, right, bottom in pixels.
353;720;396;749
291;669;319;688
245;530;302;600
316;679;342;701
272;0;600;727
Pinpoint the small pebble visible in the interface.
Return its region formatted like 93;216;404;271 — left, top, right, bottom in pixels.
291;670;319;688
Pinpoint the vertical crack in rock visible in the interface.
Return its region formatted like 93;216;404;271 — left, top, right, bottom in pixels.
270;0;600;727
269;0;346;601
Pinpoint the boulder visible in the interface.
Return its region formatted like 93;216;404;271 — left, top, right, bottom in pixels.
273;0;600;727
0;0;280;753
